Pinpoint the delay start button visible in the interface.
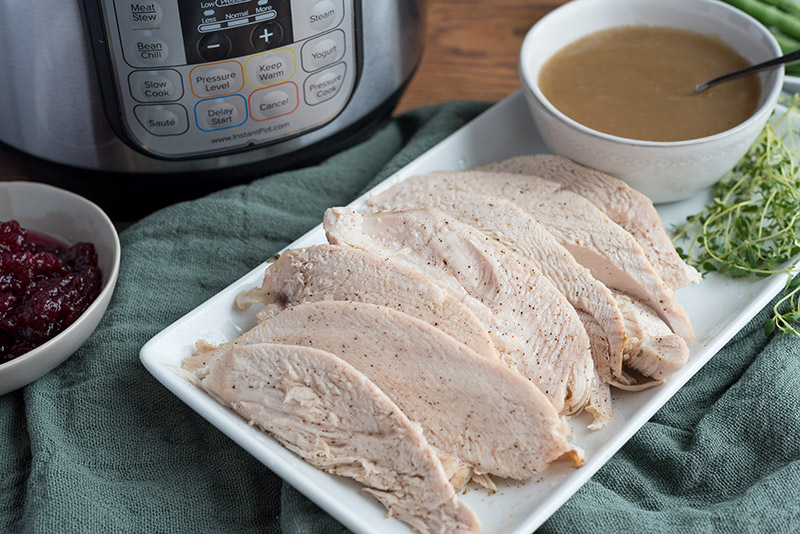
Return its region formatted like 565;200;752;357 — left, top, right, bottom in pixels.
303;62;346;105
134;104;189;136
195;95;247;131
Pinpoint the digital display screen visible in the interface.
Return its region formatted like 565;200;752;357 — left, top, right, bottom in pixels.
178;0;294;65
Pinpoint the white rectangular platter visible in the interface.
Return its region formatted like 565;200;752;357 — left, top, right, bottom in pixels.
140;89;797;534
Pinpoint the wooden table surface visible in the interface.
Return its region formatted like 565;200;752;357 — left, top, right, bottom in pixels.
0;0;565;184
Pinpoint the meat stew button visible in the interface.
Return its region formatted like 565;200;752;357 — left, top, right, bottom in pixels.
134;104;189;136
303;62;346;105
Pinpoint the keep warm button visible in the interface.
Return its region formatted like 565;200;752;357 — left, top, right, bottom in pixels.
303;62;346;106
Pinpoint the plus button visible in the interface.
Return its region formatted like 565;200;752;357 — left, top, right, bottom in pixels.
258;27;274;43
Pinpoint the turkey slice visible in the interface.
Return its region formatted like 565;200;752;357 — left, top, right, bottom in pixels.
369;172;694;341
324;207;596;417
479;155;700;289
184;343;480;534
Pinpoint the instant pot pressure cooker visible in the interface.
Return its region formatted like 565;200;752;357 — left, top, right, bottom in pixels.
0;0;423;211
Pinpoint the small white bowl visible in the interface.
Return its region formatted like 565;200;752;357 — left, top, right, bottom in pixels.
519;0;783;203
0;182;121;395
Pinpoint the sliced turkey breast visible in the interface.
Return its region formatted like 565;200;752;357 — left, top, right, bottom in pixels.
235;244;498;361
324;207;595;416
368;189;626;385
184;343;480;534
479;155;701;289
613;292;689;382
368;172;694;341
193;301;580;479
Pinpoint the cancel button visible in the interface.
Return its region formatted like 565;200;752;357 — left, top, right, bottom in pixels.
303;62;346;106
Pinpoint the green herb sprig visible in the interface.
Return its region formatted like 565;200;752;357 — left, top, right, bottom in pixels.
673;94;800;337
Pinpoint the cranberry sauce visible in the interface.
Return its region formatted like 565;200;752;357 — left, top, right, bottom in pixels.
0;220;103;363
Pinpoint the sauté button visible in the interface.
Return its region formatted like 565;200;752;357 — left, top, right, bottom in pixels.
134;104;189;136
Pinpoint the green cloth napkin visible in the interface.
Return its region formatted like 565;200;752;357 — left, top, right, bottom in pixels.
2;101;799;533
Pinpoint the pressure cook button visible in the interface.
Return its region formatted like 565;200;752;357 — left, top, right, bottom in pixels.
134;37;168;65
190;61;244;98
301;29;345;72
245;49;296;88
197;32;232;62
129;2;163;29
249;82;299;121
195;95;247;131
134;104;189;136
308;1;338;32
304;62;346;105
129;69;183;102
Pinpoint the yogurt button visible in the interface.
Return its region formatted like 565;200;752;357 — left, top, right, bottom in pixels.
301;29;345;72
308;1;338;32
134;104;188;136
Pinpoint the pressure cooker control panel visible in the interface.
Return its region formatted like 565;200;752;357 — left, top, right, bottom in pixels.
97;0;357;159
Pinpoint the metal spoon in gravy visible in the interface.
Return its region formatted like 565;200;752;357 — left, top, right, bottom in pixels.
696;49;800;93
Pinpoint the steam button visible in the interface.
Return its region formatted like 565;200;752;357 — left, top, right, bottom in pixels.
134;104;189;136
308;1;338;32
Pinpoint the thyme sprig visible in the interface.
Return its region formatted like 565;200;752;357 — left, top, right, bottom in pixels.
673;94;800;337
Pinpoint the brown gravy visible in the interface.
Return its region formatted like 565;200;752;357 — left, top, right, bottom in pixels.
538;27;760;142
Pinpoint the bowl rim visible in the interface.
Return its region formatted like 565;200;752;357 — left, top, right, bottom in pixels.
0;181;121;374
519;0;784;148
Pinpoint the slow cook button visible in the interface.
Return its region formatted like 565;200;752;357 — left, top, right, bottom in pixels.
190;61;243;98
195;95;247;131
134;104;188;136
250;82;299;121
246;48;296;88
129;69;183;102
304;62;346;106
301;29;345;72
308;0;339;32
